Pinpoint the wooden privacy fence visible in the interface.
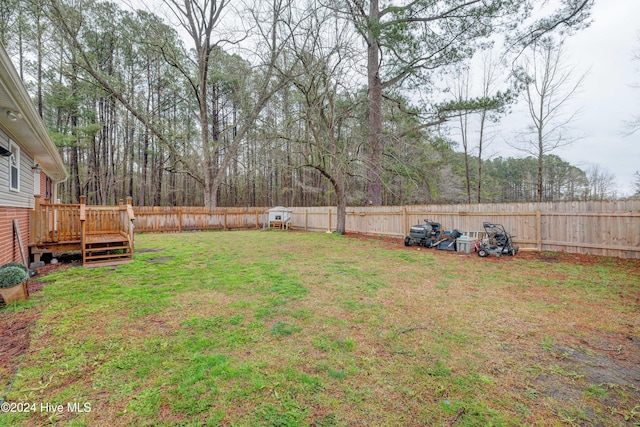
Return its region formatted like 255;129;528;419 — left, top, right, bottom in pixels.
133;206;268;233
132;200;640;259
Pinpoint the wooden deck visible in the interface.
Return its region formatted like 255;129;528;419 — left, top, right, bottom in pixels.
30;196;135;267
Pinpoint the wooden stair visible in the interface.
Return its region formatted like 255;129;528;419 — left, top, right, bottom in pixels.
83;232;133;267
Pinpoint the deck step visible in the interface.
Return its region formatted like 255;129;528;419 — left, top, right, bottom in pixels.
85;253;132;261
85;244;130;252
82;231;133;266
85;233;128;242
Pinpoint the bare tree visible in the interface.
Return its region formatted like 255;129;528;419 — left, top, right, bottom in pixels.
159;0;295;207
451;52;509;203
510;37;586;202
163;0;225;208
47;0;293;208
476;52;506;203
281;3;362;233
585;164;617;200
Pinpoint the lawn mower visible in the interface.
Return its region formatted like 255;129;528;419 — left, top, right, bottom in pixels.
476;222;519;257
404;220;463;250
404;219;443;248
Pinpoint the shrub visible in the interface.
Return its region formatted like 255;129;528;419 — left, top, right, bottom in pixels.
0;262;28;272
0;266;28;289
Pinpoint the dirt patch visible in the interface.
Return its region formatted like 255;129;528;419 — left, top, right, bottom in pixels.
137;248;165;253
532;338;640;424
0;311;38;397
343;231;640;269
146;256;174;263
0;262;71;400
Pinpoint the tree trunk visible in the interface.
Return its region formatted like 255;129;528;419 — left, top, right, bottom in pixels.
477;110;487;203
537;106;544;202
141;127;148;206
335;176;347;234
366;0;383;206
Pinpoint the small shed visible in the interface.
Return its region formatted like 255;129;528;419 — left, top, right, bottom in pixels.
266;206;292;230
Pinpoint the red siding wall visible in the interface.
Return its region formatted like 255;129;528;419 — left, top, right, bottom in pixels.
0;207;30;266
40;171;47;199
39;171;56;201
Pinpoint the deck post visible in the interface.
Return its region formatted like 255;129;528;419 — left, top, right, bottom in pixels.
127;197;135;253
80;196;86;265
33;195;41;244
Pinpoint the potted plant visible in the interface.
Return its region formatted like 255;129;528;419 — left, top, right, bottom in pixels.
0;262;29;304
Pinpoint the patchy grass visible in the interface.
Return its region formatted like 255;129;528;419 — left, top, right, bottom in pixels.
1;230;638;426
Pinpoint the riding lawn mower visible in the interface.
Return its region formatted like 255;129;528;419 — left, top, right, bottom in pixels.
404;219;462;250
476;222;519;257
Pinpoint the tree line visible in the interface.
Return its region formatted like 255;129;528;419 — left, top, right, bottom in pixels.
3;0;619;232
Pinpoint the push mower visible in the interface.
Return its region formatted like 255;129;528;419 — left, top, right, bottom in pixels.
477;222;519;257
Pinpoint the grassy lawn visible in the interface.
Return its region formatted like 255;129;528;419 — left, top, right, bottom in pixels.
1;230;639;426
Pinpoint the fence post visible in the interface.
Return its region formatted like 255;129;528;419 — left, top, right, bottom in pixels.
327;208;331;233
178;207;183;233
403;207;407;236
255;209;259;230
536;209;542;251
80;196;86;265
224;211;228;230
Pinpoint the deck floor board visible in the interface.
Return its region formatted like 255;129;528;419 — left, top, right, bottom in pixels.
85;233;127;245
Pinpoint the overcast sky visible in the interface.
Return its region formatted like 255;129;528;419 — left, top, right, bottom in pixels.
496;0;640;196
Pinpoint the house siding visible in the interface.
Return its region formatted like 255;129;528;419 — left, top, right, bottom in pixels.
1;127;35;209
1;127;39;267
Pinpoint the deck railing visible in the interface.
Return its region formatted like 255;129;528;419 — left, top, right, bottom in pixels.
31;196;135;248
30;196;81;244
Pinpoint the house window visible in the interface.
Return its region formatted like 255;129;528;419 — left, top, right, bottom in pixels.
9;141;19;191
46;175;53;200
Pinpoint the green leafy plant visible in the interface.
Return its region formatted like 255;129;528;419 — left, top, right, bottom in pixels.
0;262;27;272
0;265;28;288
